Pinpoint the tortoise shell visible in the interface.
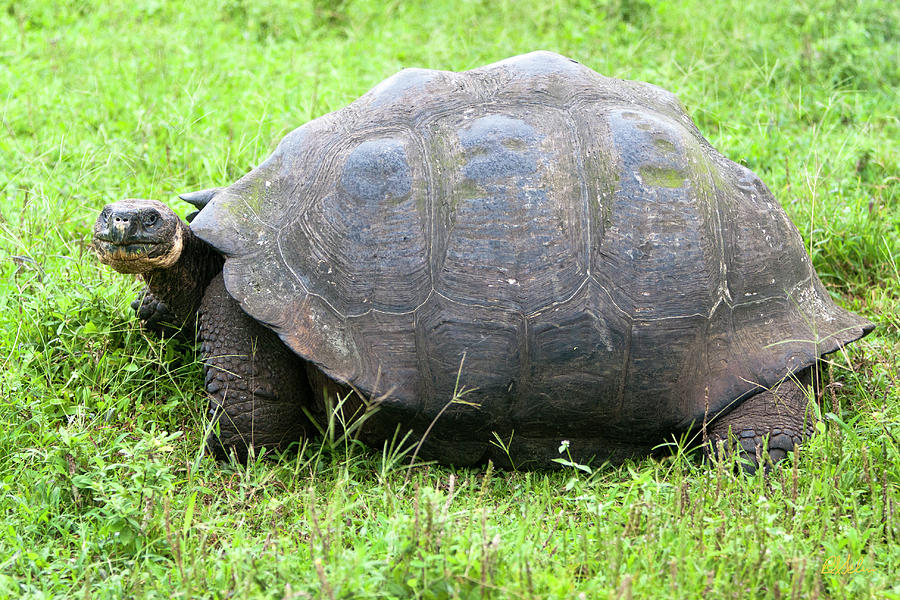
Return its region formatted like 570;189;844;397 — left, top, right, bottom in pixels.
191;51;872;464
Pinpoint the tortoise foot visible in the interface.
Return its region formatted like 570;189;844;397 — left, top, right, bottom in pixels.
706;367;817;473
131;288;183;337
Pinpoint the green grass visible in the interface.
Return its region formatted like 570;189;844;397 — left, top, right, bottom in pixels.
1;0;898;598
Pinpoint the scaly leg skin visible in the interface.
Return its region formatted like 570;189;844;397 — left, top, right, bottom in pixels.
199;273;313;461
131;288;184;337
707;367;817;473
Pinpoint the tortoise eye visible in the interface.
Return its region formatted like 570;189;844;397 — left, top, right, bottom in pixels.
142;212;159;227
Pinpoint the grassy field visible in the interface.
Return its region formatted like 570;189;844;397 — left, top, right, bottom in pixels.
1;0;898;597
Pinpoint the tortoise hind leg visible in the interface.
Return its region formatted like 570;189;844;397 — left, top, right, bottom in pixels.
199;273;313;460
707;367;818;473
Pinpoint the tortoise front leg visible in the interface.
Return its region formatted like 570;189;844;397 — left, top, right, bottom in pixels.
131;287;185;337
706;367;818;473
199;273;314;460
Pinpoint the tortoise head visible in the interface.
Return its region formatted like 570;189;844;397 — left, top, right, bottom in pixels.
93;199;186;274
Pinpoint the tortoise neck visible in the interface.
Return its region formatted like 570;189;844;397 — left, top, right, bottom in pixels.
142;225;224;332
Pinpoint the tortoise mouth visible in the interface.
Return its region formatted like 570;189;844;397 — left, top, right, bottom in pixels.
93;240;171;273
96;240;160;256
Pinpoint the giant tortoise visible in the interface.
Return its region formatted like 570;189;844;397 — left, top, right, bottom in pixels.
93;51;873;471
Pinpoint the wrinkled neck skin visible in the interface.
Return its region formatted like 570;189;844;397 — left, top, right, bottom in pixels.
143;227;224;333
